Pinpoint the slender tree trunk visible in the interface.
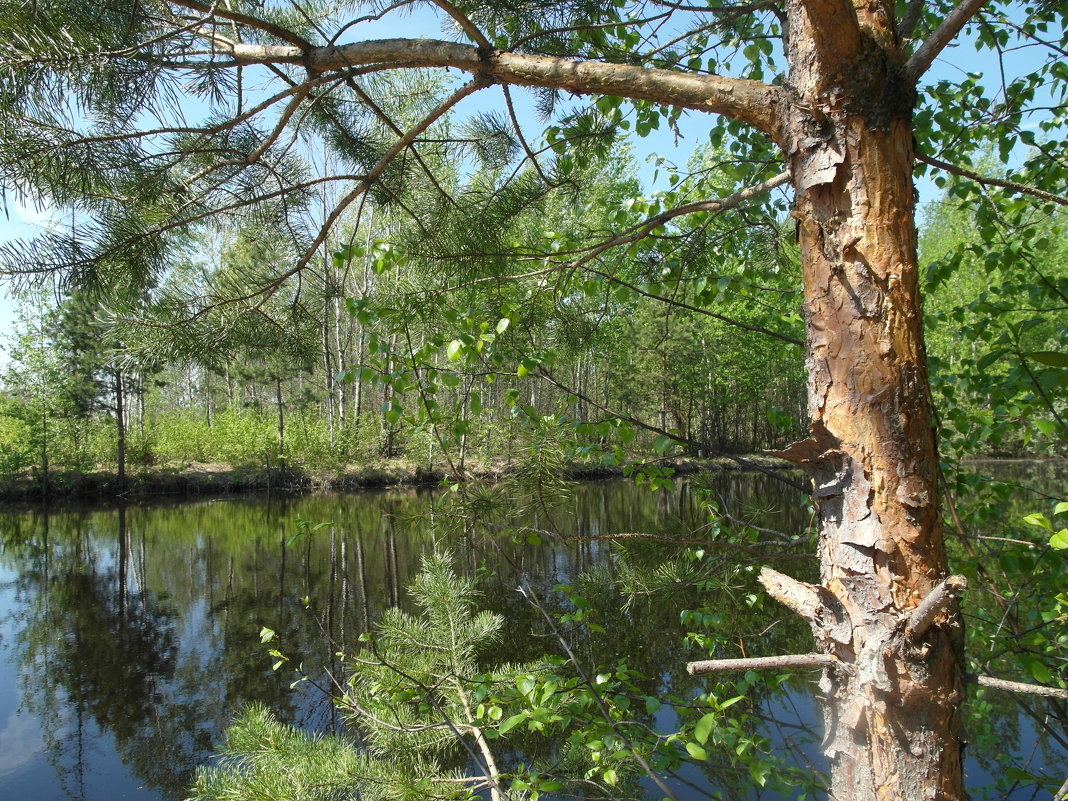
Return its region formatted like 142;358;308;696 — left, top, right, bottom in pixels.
354;332;365;421
137;371;146;442
323;307;335;441
204;369;213;427
458;375;472;475
225;365;235;407
769;6;963;798
275;376;285;465
115;369;126;495
40;406;49;500
334;293;347;422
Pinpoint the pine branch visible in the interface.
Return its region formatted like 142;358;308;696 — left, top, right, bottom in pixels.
227;39;788;141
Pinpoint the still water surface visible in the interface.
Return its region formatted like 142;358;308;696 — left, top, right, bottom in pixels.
0;472;1062;800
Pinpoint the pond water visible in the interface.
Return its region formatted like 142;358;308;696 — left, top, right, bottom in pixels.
0;471;1062;800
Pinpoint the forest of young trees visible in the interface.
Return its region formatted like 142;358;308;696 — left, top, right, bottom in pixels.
0;0;1066;798
0;148;813;484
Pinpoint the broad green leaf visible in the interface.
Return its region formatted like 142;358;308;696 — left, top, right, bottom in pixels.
977;348;1009;371
1035;419;1057;436
516;676;536;697
1023;513;1052;531
499;712;527;734
719;695;746;709
694;712;716;745
1028;658;1053;684
685;742;708;761
1024;351;1068;368
749;761;768;787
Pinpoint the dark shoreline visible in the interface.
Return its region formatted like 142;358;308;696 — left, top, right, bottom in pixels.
0;454;797;504
3;455;1059;506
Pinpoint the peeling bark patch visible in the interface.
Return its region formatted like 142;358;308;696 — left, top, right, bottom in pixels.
895;472;929;508
814;459;853;500
838;260;884;318
797;136;845;190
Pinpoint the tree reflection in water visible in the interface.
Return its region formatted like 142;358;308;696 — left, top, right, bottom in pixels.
0;471;1060;800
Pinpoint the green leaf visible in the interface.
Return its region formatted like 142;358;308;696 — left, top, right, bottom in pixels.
447;340;464;361
749;761;768;787
977;347;1009;371
1050;530;1068;550
1035;419;1057;436
652;435;673;455
516;675;536;697
694;712;716;744
1028;659;1053;684
259;627;276;643
1024;351;1068;367
1023;513;1052;531
499;712;528;734
685;742;708;761
496;317;510;334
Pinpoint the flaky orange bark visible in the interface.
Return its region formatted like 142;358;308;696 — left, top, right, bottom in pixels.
772;0;964;797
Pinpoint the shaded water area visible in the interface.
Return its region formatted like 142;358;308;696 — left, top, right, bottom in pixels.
0;469;1063;800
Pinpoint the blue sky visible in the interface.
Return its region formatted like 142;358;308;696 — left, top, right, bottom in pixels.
0;6;1055;354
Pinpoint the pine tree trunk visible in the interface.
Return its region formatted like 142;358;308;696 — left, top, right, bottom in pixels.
771;6;964;798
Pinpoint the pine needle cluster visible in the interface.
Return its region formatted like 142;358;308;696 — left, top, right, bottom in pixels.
189;552;555;801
